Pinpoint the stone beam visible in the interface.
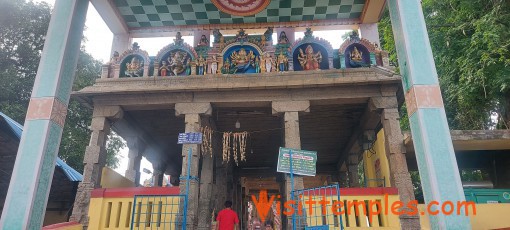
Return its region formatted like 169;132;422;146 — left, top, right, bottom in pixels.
92;105;124;119
86;84;384;109
272;100;310;114
336;102;381;170
175;102;212;116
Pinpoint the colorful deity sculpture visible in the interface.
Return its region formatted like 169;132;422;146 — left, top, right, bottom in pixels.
277;51;288;72
278;31;289;44
168;51;188;75
254;56;261;73
210;55;218;74
125;56;144;77
159;60;170;76
197;55;206;75
198;35;209;47
297;45;322;70
349;46;369;67
262;53;273;73
229;48;255;73
221;59;231;74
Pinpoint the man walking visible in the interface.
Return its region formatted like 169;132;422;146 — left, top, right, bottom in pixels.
216;200;240;230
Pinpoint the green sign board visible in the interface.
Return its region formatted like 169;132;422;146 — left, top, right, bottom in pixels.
277;147;317;176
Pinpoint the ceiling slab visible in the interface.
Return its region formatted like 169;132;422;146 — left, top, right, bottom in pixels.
108;0;374;30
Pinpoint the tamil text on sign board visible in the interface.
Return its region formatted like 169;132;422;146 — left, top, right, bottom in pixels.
277;147;317;176
177;132;203;144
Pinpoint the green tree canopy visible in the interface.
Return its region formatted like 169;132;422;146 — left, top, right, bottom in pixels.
379;0;510;130
0;0;124;172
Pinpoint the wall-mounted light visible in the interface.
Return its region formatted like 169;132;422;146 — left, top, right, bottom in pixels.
235;119;240;129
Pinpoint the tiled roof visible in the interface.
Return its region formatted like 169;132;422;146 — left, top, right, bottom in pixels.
0;112;83;182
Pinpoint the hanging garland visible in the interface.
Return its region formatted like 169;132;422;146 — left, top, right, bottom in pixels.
219;131;249;166
201;126;280;165
222;132;232;163
200;126;213;157
233;133;239;165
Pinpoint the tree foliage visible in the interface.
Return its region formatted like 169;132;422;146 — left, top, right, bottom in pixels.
0;0;124;173
379;0;510;130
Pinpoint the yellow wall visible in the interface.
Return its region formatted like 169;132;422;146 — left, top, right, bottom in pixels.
101;167;135;188
419;204;510;230
363;129;391;187
89;196;182;230
297;194;401;229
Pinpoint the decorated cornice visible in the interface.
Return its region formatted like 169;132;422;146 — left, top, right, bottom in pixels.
339;38;377;54
211;0;271;16
155;41;198;61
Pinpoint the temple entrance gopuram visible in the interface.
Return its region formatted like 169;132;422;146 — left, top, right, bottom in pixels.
3;0;488;229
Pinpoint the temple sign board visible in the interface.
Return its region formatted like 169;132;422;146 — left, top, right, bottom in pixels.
177;132;203;144
277;147;317;176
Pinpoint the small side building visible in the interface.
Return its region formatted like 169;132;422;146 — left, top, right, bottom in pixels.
0;112;83;226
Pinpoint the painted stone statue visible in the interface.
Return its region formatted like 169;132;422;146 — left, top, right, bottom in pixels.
198;35;209;46
197;55;206;75
210;55;218;74
229;48;255;73
263;27;273;42
278;31;289;44
254;56;260;73
168;51;189;75
276;51;288;72
262;53;273;73
221;59;231;74
213;29;223;43
159;60;170;76
125;56;144;77
349;46;369;68
297;45;322;70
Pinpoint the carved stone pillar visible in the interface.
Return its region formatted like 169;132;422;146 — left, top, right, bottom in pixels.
381;107;420;229
125;137;144;185
371;91;420;229
359;23;381;47
338;170;349;188
152;162;166;187
111;33;132;58
347;154;360;188
175;103;212;230
272;100;310;229
70;106;123;226
197;118;217;230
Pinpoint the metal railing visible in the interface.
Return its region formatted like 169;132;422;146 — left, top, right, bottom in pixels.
131;195;185;230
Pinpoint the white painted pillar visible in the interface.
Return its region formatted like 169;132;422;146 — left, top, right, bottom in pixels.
359;23;381;47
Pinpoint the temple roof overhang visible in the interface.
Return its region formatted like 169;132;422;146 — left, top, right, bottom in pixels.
404;130;510;153
92;0;387;36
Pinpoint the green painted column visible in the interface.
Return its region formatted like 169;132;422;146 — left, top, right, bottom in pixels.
0;0;88;229
387;0;471;229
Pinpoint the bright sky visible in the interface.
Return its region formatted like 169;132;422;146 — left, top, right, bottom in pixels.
36;0;350;184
